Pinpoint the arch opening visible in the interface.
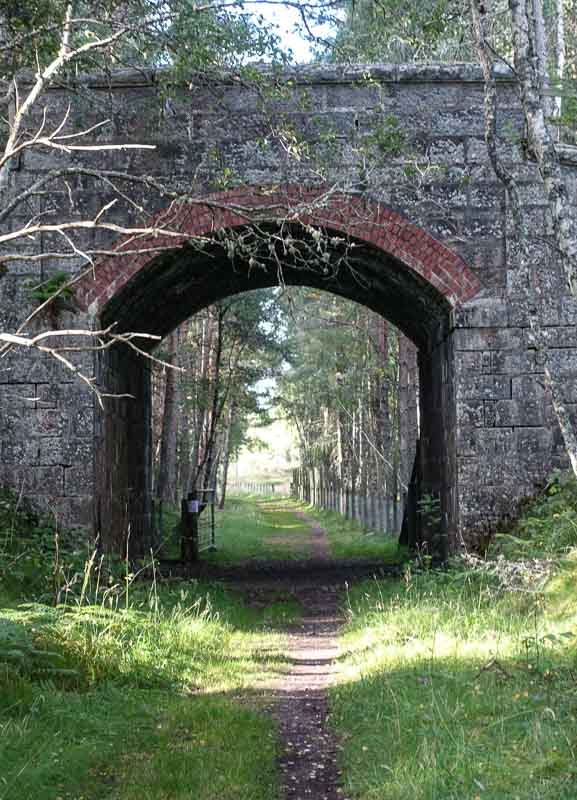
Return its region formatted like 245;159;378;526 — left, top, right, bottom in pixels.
84;190;481;560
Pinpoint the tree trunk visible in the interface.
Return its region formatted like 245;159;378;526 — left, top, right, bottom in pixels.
473;0;577;477
156;331;178;506
219;401;236;509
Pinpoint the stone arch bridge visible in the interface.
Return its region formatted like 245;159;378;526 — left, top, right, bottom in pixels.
1;63;575;556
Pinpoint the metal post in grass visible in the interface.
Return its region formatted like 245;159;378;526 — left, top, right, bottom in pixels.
209;488;217;551
384;498;390;534
181;492;199;563
382;498;387;534
394;495;401;533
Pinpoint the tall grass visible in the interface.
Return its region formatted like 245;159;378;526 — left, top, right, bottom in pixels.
0;490;294;800
329;475;577;800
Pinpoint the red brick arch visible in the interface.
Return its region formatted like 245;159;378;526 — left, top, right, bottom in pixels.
76;184;481;313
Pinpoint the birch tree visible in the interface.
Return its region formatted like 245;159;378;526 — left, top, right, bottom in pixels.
471;0;577;475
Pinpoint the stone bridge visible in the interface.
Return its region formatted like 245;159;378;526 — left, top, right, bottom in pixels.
1;63;575;556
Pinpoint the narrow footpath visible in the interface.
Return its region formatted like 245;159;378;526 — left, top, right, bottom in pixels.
272;515;347;800
240;513;351;800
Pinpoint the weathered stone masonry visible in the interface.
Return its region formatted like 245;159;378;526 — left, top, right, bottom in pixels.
1;63;576;553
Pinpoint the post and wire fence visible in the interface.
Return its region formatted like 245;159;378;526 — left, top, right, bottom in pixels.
290;468;405;536
227;480;291;496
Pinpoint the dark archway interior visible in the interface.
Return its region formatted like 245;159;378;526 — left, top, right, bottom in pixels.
95;225;457;559
102;225;451;351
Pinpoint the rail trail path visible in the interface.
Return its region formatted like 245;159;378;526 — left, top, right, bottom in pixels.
268;514;346;800
231;510;355;800
188;497;398;800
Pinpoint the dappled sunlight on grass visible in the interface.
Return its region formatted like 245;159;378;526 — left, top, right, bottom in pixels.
0;577;289;800
295;500;404;562
206;495;313;563
330;561;577;800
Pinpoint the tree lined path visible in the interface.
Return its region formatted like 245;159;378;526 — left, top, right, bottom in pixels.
218;502;384;800
262;513;346;800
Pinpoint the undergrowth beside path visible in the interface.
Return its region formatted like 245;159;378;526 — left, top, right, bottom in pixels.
329;474;577;800
4;480;577;799
0;490;303;800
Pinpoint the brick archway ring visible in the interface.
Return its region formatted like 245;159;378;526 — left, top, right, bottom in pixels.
75;185;481;314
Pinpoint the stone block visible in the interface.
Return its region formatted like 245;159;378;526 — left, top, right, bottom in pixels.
466;136;523;163
45;496;94;528
0;384;37;409
37;437;93;466
456;399;485;427
457;427;516;458
0;439;39;465
454;298;509;328
461;210;505;238
456;427;479;457
527;326;577;348
453;328;523;352
34;409;70;437
0;465;64;495
425;138;466;165
484;398;546;427
64;466;94;495
458;456;521;486
455;351;492;375
547;349;577;375
491;349;539;374
515;427;554;463
511;375;548;403
71;406;94;437
457;374;511;400
468;181;506;208
459;483;537;528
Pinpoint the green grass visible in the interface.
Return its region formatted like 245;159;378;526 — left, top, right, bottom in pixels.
328;475;577;800
1;687;278;800
1;574;289;800
8;478;577;800
292;500;405;562
205;495;315;565
209;495;405;565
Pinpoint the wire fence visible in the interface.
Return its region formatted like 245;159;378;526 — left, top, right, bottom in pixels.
227;480;291;496
291;479;404;536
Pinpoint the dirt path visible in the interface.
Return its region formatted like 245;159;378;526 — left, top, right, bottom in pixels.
161;506;397;798
243;512;352;800
272;514;347;800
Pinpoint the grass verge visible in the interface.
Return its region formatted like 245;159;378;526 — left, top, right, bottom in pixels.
329;474;577;800
1;582;288;800
292;500;405;562
0;485;294;800
205;495;315;565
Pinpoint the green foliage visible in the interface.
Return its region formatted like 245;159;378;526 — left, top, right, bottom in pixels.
324;0;476;63
298;500;405;561
0;487;75;599
26;273;76;318
0;495;299;799
363;115;406;158
206;495;315;565
0;581;286;800
491;471;577;559
163;0;287;76
329;477;577;799
331;559;577;798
